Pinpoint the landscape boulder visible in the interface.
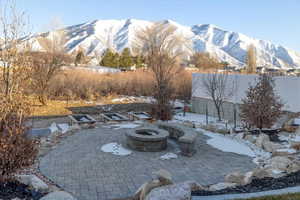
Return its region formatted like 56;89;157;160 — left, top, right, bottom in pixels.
255;134;270;149
252;167;272;179
270;156;293;171
17;174;49;192
145;182;191;200
225;172;247;185
287;161;300;173
181;181;207;192
153;169;173;184
244;134;256;143
235;132;245;140
135;169;173;200
209;182;237;191
40;191;76;200
243;171;254;185
263;141;281;153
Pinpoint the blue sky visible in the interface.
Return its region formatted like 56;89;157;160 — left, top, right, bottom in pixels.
18;0;300;51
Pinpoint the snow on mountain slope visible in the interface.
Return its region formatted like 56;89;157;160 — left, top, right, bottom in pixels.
30;19;300;69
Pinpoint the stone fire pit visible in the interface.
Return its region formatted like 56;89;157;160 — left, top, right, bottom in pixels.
126;126;169;152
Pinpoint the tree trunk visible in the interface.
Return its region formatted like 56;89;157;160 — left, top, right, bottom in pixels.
38;92;47;106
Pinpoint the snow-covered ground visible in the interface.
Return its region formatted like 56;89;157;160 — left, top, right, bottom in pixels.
203;131;256;157
201;130;271;164
174;112;216;125
173;112;233;130
111;96;154;104
279;134;300;142
63;66;121;74
173;112;270;164
110;95;186;107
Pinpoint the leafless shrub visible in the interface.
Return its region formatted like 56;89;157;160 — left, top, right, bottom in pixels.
0;0;32;97
240;74;283;129
201;72;233;121
0;92;38;182
30;51;71;105
30;19;70;105
189;52;223;71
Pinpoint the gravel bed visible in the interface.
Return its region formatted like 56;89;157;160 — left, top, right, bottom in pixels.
0;181;46;200
192;170;300;196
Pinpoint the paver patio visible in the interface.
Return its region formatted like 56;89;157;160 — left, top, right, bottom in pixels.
39;126;256;200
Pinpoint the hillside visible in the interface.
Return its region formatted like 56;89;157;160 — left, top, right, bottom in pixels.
28;19;300;69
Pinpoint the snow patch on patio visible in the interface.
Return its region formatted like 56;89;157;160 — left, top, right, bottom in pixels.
203;131;256;157
101;143;132;156
160;153;178;160
201;130;271;164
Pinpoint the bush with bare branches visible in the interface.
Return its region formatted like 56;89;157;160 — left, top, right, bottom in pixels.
134;22;191;120
201;72;233;121
0;93;38;182
189;52;224;71
240;74;283;129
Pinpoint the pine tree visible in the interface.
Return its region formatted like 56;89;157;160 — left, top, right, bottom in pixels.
134;55;144;68
240;74;283;129
119;48;133;68
100;49;119;67
111;52;120;67
75;50;84;66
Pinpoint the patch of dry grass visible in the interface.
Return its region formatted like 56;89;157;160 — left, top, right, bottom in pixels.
30;99;96;116
30;94;147;116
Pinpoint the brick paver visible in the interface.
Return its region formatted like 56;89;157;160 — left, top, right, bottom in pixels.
39;126;256;200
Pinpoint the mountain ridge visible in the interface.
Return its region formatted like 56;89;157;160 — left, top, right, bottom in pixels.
28;19;300;69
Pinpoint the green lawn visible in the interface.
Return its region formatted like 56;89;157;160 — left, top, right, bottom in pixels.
238;193;300;200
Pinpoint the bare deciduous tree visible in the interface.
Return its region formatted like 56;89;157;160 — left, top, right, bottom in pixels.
134;22;191;120
201;72;233;121
0;0;32;98
240;74;283;129
31;20;70;105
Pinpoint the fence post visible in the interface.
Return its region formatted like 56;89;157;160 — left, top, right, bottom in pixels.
206;103;209;125
234;104;237;129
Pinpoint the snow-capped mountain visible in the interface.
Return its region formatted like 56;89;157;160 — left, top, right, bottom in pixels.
29;19;300;69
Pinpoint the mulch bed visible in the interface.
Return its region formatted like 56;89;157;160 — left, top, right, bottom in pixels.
192;170;300;196
0;181;45;200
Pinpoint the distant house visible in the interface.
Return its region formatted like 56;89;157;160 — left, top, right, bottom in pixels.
192;73;300;124
256;66;266;73
62;66;121;74
223;65;236;72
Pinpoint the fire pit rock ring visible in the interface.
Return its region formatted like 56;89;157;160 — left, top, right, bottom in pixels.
125;126;169;152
